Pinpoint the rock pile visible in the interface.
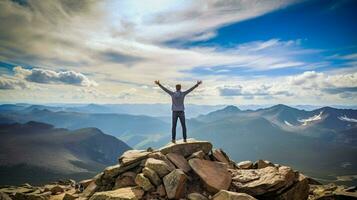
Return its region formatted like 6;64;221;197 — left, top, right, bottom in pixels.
1;139;356;200
74;139;313;200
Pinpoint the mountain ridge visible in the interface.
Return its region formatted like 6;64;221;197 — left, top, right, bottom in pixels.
0;121;131;185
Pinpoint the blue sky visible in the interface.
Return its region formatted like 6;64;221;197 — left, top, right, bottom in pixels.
0;0;356;105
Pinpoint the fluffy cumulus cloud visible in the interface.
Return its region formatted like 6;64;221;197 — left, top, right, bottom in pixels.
0;76;27;90
218;84;292;99
215;70;357;101
13;66;97;87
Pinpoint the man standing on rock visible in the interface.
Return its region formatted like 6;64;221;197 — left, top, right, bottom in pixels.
155;80;202;143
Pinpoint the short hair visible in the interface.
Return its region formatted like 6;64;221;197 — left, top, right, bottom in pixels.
176;84;181;91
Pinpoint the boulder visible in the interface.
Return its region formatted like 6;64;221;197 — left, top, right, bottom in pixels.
309;183;357;200
187;193;208;200
188;158;231;193
212;149;230;164
237;161;253;169
89;187;144;200
79;179;94;190
156;184;166;197
148;152;176;170
275;174;309;200
187;150;205;160
145;158;175;178
0;192;12;200
167;153;191;173
13;191;51;200
142;167;161;186
44;185;64;195
81;182;98;198
119;150;150;167
256;160;274;169
231;166;296;196
134;173;154;192
160;139;212;157
114;172;136;189
212;190;257;200
163;169;187;199
102;165;120;180
63;193;78;200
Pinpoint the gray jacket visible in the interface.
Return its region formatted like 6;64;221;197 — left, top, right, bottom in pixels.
158;83;198;111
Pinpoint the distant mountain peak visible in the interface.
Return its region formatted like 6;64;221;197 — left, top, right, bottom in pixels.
271;104;293;110
25;121;54;130
221;105;240;112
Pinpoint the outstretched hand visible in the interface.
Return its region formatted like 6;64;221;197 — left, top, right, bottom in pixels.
197;80;202;85
154;80;160;85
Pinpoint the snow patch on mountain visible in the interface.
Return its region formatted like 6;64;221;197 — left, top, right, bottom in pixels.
338;115;357;123
284;120;294;126
298;111;323;126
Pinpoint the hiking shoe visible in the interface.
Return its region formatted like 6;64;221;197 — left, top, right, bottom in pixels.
171;139;176;143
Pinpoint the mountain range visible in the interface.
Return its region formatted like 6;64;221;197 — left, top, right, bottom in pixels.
0;103;356;185
0;121;130;185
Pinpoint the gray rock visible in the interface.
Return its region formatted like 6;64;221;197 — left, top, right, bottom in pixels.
156;184;166;197
119;150;150;167
231;166;296;196
212;149;230;164
114;172;136;189
142;167;161;186
237;161;253;169
187;193;208;200
135;173;154;192
63;193;78;200
160;139;212;157
188;158;231;193
187;150;205;160
275;174;309;200
148;152;176;170
256;160;274;169
167;153;191;173
212;190;257;200
163;169;187;199
80;182;98;198
145;158;175;178
0;192;12;200
89;187;144;200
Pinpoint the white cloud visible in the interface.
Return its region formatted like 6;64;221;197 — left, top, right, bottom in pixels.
14;66;97;87
0;76;27;90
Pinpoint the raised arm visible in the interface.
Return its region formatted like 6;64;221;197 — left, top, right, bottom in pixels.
184;80;202;95
155;80;173;95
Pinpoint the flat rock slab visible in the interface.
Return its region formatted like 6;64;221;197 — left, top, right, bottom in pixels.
160;139;212;157
212;190;257;200
231;166;296;196
118;150;150;166
188;158;231;193
89;187;144;200
167;153;191;173
237;161;253;169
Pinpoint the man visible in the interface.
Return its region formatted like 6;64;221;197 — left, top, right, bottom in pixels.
155;80;202;143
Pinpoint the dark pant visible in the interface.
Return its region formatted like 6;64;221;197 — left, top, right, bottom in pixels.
172;111;187;141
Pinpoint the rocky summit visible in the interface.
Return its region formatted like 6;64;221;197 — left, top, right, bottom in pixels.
1;139;356;200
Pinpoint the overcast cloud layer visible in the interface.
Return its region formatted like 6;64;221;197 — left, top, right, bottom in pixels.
0;0;356;105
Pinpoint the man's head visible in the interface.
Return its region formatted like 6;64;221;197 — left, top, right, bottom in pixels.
176;84;181;91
